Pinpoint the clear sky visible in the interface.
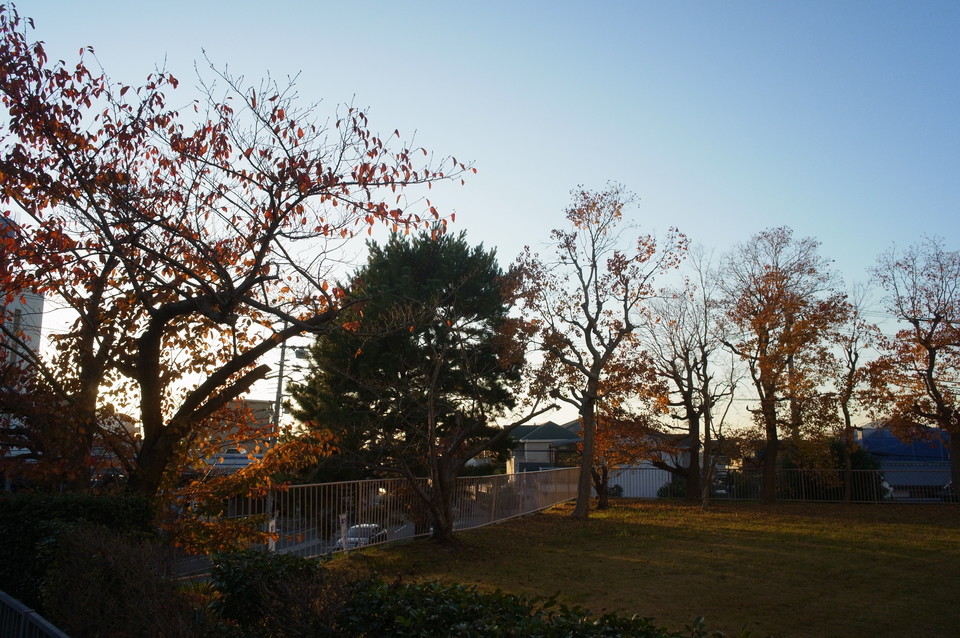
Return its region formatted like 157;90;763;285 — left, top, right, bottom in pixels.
18;0;960;420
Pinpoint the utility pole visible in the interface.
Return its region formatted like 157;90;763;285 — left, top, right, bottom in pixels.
272;329;287;434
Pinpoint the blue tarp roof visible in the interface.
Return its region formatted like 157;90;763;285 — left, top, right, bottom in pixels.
859;427;951;463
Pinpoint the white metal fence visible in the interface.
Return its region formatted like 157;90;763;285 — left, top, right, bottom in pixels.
219;465;951;560
0;590;69;638
224;467;579;559
610;466;954;503
206;464;951;564
168;464;952;579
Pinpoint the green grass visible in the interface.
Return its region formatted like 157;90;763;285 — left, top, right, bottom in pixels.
331;500;960;638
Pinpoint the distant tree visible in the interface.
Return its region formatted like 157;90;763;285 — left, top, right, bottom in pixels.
869;237;960;489
719;227;846;502
826;285;880;502
515;184;687;519
288;232;546;543
590;402;664;509
638;247;739;502
0;6;469;498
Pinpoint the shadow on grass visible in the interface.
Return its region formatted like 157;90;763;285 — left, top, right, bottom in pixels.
329;500;960;638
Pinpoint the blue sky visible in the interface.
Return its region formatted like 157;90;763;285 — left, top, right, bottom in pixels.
18;1;960;418
22;0;960;282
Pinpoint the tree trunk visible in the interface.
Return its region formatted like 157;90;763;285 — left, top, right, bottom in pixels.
700;432;712;509
571;397;597;520
841;420;854;504
128;425;181;497
592;465;610;509
761;436;779;503
428;462;458;544
685;415;702;501
759;394;779;503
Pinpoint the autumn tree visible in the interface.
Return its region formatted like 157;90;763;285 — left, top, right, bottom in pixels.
826;285;880;501
638;248;739;502
0;6;470;498
516;184;687;519
719;227;846;502
590;401;665;509
288;231;546;543
869;237;960;489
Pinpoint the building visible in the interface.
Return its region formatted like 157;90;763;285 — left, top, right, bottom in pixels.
506;420;581;473
200;398;276;474
1;217;46;489
1;218;44;373
0;291;43;368
857;425;951;500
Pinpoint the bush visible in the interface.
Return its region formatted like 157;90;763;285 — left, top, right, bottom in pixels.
0;492;153;607
334;580;735;637
210;550;351;637
657;476;688;499
41;524;206;638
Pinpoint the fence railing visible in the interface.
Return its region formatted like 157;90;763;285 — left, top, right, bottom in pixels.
0;590;69;638
171;464;951;578
223;467;579;559
198;464;951;567
611;466;954;503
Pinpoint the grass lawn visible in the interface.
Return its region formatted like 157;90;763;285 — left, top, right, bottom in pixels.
331;500;960;638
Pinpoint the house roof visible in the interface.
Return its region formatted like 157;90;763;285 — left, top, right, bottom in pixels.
859;426;951;463
559;419;581;435
511;421;581;443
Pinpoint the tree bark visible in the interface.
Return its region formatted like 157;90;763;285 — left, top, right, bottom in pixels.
571;396;597;520
761;436;779;503
685;415;702;501
592;465;610;510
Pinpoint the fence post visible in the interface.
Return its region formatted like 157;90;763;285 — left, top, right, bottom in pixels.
265;490;276;552
339;513;350;550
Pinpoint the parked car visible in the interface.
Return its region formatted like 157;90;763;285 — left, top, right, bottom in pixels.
335;523;387;550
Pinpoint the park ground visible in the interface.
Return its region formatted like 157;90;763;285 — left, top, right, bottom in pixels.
330;500;960;638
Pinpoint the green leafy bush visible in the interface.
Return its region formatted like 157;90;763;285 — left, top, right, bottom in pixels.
657;476;687;498
41;524;206;638
0;492;153;607
210;550;351;637
334;580;734;637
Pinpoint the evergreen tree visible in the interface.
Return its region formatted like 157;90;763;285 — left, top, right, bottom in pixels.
289;231;527;542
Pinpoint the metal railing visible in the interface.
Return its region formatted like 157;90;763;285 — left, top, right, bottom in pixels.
0;590;69;638
223;467;579;559
611;466;954;503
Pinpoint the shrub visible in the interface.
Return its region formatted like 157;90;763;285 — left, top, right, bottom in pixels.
210;550;351;637
40;524;206;638
334;580;735;637
657;476;687;499
0;492;153;607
